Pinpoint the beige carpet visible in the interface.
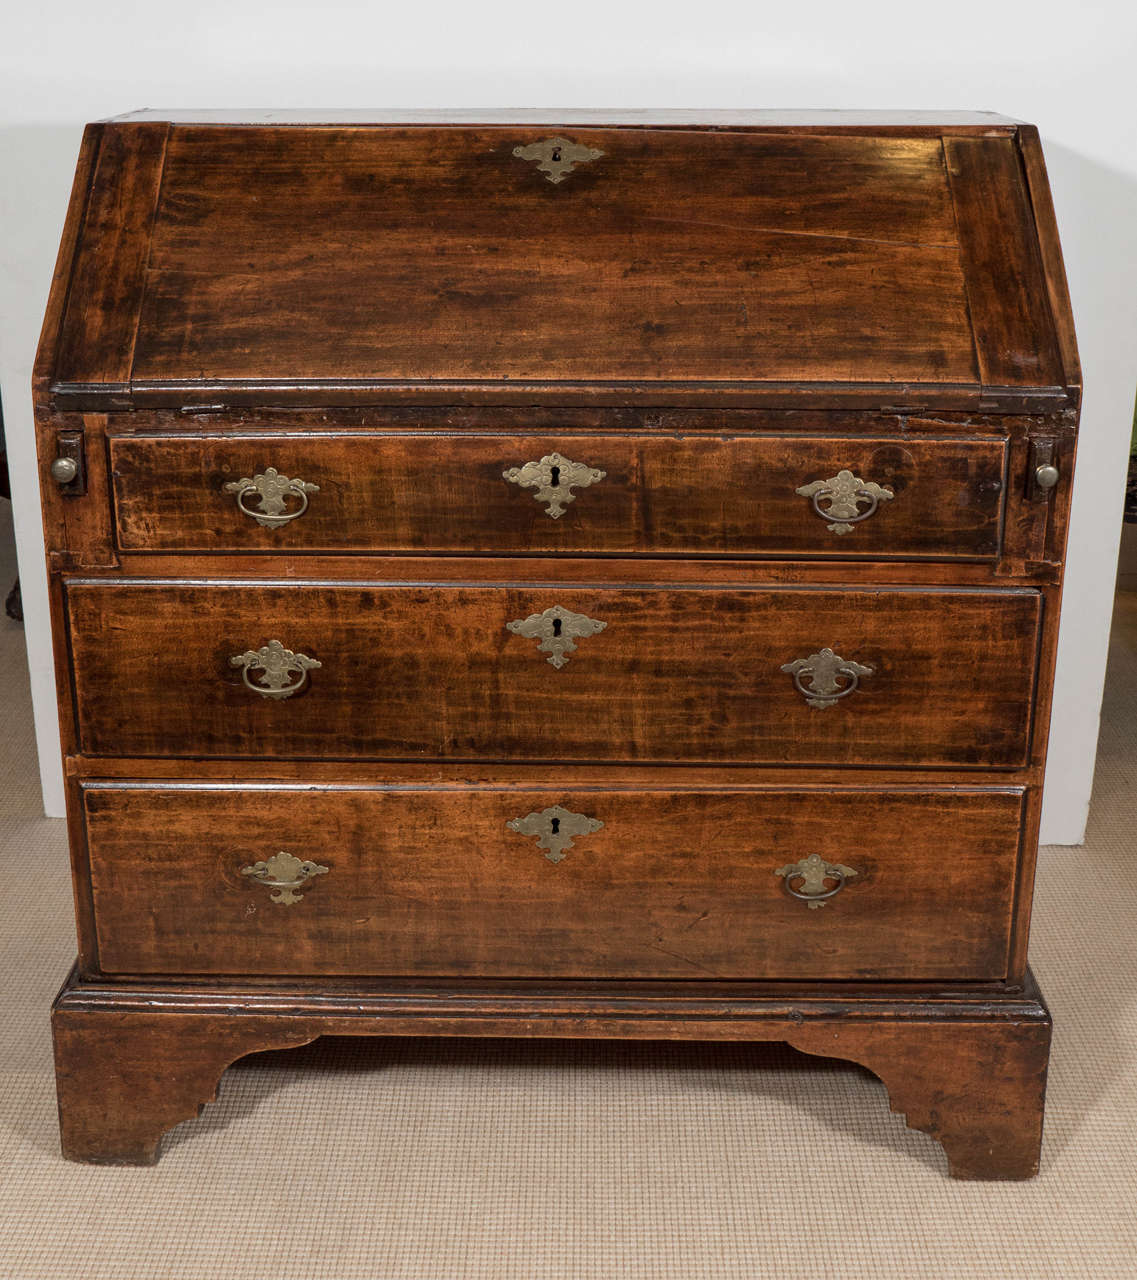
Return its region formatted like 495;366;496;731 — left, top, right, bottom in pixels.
1;498;1135;1279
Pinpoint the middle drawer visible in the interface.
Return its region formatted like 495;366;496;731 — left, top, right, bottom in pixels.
67;580;1040;767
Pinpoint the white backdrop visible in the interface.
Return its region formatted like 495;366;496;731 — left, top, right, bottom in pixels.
1;0;1134;840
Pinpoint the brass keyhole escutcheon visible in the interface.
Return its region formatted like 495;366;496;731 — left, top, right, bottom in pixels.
512;137;604;184
506;605;606;668
507;805;603;863
503;452;605;518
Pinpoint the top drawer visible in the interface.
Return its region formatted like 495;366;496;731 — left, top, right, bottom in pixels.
109;432;1006;560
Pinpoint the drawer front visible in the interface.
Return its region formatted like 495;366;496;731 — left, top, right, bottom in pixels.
67;581;1040;767
110;433;1006;559
82;783;1024;980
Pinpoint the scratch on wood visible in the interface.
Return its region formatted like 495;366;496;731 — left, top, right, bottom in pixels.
641;214;954;252
650;941;717;975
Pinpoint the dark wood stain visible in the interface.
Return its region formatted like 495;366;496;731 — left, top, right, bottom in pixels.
41;121;1074;412
944;137;1065;398
82;783;1023;980
110;431;1007;559
35;115;1079;1177
65;581;1041;767
52;968;1052;1177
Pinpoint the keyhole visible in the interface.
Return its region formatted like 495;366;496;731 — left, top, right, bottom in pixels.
551;146;562;163
550;817;561;835
552;617;563;637
549;465;561;487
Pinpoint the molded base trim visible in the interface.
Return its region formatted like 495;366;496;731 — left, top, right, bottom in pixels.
52;966;1051;1178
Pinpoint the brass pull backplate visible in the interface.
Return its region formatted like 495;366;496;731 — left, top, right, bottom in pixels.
503;452;606;518
776;853;859;908
507;805;604;863
241;850;329;904
796;468;893;535
512;137;604;184
230;639;321;699
506;605;606;668
781;647;873;709
224;467;319;528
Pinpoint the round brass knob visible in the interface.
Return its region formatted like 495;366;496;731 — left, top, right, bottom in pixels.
1034;462;1060;490
50;457;79;485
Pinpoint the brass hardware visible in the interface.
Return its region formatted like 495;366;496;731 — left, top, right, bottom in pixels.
776;853;858;909
224;467;319;528
512;137;604;184
503;452;606;518
506;605;606;668
241;850;329;904
781;648;873;709
507;805;604;863
50;432;86;496
1028;439;1061;500
796;469;894;535
50;457;79;484
230;639;321;699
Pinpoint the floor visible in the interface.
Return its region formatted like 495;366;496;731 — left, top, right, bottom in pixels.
1;498;1135;1279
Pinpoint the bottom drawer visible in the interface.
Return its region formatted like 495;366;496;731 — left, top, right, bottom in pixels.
81;783;1024;981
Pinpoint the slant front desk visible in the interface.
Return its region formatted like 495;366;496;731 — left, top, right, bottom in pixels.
35;111;1078;1176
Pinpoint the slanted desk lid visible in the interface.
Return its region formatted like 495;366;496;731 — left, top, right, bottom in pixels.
39;115;1079;413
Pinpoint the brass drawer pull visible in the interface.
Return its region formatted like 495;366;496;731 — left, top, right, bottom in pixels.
241;850;329;904
506;605;606;668
507;805;604;863
776;853;859;909
781;647;873;709
50;456;79;484
503;451;606;518
796;468;893;535
230;639;321;699
512;137;604;184
224;467;319;528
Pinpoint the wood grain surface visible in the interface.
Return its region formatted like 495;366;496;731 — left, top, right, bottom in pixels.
109;431;1007;558
36;116;1079;1178
81;783;1024;980
131;129;974;387
51;123;169;402
41;122;1077;411
65;580;1042;766
52;967;1052;1177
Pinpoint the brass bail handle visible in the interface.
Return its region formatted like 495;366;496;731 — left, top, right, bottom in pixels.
241;851;329;905
796;469;894;535
776;854;859;909
223;467;319;529
780;648;874;709
229;639;321;699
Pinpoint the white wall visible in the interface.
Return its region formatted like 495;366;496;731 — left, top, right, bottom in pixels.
1;0;1134;840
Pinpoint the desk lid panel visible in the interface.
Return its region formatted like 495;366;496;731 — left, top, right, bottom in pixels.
39;118;1077;413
